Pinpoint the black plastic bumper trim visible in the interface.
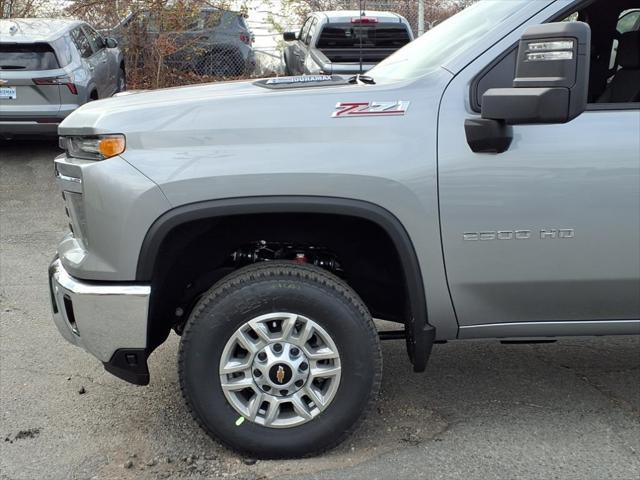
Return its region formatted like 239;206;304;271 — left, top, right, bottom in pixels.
103;348;150;385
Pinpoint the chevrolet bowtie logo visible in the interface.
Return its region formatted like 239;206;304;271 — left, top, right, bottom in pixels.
276;365;285;384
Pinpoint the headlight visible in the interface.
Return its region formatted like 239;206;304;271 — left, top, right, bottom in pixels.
59;134;126;160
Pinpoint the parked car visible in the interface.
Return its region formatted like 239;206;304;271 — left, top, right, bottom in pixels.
0;18;124;138
112;7;256;77
282;10;413;75
50;0;639;459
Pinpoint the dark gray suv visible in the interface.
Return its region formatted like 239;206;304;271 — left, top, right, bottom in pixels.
0;18;125;138
113;7;256;77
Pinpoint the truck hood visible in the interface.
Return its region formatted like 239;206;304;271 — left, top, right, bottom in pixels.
59;77;355;135
58;70;451;159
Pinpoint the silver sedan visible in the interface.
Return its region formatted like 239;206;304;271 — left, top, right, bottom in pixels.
0;18;125;138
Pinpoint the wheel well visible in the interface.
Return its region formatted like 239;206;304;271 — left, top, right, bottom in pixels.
89;89;98;100
119;60;125;72
144;209;421;353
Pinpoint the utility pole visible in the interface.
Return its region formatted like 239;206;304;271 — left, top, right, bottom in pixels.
418;0;425;36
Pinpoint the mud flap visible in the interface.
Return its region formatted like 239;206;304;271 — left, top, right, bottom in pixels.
406;317;436;372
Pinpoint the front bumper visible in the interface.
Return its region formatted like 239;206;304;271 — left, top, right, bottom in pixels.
0;106;77;137
48;258;152;384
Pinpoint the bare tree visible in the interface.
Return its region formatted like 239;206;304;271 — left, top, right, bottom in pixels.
1;0;60;18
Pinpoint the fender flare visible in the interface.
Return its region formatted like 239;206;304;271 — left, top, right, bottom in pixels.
86;83;99;101
137;196;435;371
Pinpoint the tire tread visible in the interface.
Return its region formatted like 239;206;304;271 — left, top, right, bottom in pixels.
178;261;382;457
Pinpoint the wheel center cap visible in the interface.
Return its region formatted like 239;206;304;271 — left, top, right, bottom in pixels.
269;363;292;385
252;341;310;396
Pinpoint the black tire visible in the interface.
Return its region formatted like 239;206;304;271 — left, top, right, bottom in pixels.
178;261;382;458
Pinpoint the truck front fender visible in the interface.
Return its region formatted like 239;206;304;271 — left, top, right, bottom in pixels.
136;196;435;371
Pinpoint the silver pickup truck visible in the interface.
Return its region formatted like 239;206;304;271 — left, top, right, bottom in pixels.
49;0;640;459
282;10;413;75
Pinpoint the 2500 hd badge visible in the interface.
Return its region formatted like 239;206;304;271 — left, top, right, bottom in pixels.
463;228;576;241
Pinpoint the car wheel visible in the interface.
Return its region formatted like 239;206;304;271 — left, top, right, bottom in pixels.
178;261;382;458
116;68;126;93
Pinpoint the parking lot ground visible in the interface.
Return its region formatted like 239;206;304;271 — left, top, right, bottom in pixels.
1;140;639;480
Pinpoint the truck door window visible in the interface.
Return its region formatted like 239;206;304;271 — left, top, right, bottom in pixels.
299;18;312;43
609;10;640;69
305;18;318;45
473;0;640;109
617;9;640;33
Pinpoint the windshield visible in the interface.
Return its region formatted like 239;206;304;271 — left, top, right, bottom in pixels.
368;0;531;82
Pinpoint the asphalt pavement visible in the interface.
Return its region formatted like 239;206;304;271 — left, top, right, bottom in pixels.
1;140;639;480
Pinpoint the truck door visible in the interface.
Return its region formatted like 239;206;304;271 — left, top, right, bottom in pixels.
438;5;640;335
300;18;319;73
290;18;313;75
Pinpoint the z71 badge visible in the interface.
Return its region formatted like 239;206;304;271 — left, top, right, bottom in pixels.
332;101;410;118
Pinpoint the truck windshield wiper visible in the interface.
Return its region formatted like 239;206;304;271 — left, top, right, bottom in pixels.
347;74;376;85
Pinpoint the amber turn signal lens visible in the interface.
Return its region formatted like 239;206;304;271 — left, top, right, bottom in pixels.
98;137;126;158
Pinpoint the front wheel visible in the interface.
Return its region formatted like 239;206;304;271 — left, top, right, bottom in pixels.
178;262;382;457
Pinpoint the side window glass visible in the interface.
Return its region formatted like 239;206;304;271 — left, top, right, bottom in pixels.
70;27;93;58
83;25;105;52
608;11;640;71
562;12;580;22
617;9;640;33
299;18;312;43
473;2;639;108
473;48;517;110
305;19;318;45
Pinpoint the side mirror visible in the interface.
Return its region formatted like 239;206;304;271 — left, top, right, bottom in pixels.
466;21;591;153
283;32;297;41
105;37;119;48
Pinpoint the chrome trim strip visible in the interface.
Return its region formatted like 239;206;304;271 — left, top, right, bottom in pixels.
56;172;82;184
458;320;640;339
53;259;149;297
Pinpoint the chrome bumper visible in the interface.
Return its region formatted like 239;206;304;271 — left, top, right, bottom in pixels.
48;258;151;363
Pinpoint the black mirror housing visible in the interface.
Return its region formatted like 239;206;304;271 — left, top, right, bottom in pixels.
105;37;119;48
481;21;591;125
482;87;570;124
283;32;297;41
